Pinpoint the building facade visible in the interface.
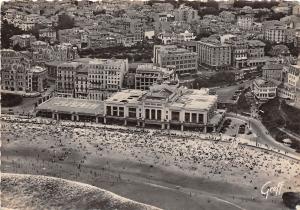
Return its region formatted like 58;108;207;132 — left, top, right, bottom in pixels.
86;58;128;100
263;21;287;43
135;64;175;90
196;38;231;70
27;66;48;93
1;49;31;92
56;62;83;97
237;14;254;30
262;63;283;82
225;38;248;69
104;83;224;133
153;45;197;75
252;78;278;101
10;34;37;48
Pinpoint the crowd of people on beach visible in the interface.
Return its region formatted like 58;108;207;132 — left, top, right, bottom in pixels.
1;115;300;192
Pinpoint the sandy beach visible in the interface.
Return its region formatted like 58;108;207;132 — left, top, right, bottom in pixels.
1;115;300;210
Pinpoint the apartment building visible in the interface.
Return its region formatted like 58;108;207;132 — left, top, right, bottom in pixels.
153;45;197;75
196;38;231;70
252;78;278;101
157;30;196;45
262;63;283;82
224;38;248;69
263;21;287;43
174;5;199;23
27;66;48;93
278;64;300;103
58;27;82;48
56;62;83;97
84;58;129;101
110;18;144;43
288;65;300;88
246;40;266;67
74;66;89;99
1;49;31;92
237;14;254;30
45;61;64;82
10;34;36;48
135;64;175;90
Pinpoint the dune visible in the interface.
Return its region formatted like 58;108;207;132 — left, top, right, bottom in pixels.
1;173;162;210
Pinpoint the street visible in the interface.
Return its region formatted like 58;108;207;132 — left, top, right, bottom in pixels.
226;112;298;156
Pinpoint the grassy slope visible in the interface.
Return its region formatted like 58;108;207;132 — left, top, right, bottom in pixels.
1;173;161;210
261;98;300;152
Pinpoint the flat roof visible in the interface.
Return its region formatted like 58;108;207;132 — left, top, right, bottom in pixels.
30;66;46;73
37;97;103;115
254;78;277;87
105;89;146;104
171;89;217;110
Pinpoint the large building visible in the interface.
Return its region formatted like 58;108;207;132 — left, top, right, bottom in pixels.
54;58;128;100
104;83;225;132
246;40;266;67
237;14;254;30
153;45;198;75
157;30;196;45
224;38;248;69
109;18;144;43
56;62;83;98
135;64;175;90
278;65;300;105
174;5;199;23
252;78;278;101
85;58;128;100
74;65;89;99
263;21;287;43
262;63;283;82
1;49;31;92
196;38;231;70
36;82;225;133
10;34;36;48
293;4;300;16
27;66;48;93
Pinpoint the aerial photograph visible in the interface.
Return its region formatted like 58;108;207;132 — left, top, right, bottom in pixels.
1;0;300;209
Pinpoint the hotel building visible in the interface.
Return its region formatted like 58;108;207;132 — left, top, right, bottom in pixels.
153;45;197;75
196;38;231;70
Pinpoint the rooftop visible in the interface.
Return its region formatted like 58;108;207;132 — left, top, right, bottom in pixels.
105;89;146;104
247;40;266;47
58;62;82;69
262;63;283;70
171;89;217;111
254;78;278;88
37;97;103;115
30;66;47;73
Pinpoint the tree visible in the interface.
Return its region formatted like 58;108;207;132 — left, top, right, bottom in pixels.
266;12;286;21
1;20;24;49
195;31;212;41
93;10;106;16
56;13;75;30
13;43;25;51
198;7;219;17
286;42;299;57
29;23;46;39
233;1;279;9
263;40;273;56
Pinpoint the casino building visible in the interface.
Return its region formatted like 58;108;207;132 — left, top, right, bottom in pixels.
36;81;225;133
